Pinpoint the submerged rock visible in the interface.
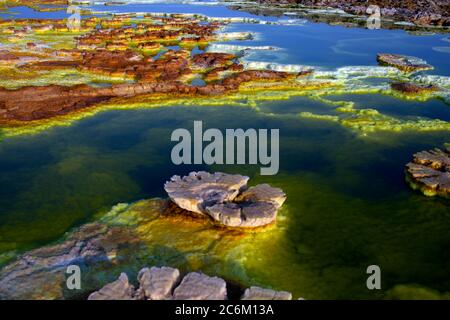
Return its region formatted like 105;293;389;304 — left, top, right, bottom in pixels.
405;146;450;197
88;273;135;300
172;272;227;300
241;286;292;300
376;54;433;73
164;172;286;228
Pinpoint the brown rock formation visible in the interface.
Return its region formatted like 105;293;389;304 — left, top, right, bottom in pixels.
406;146;450;197
0;222;138;299
192;52;236;69
0;16;300;123
391;82;439;94
0;68;293;122
164;172;286;228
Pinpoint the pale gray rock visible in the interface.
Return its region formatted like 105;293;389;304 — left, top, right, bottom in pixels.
164;172;286;228
164;171;249;214
206;202;242;227
137;266;180;300
377;53;433;73
88;273;135;300
0;223;135;300
172;272;227;300
241;286;292;300
236;184;286;208
406;146;450;197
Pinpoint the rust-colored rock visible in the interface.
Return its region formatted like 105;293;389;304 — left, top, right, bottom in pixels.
391;82;439;94
406;146;450;198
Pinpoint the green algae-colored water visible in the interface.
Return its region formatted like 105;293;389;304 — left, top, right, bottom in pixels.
1;105;449;299
0;2;450;299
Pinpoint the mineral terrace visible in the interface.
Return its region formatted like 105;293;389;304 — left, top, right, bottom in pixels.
0;10;449;137
406;145;450;198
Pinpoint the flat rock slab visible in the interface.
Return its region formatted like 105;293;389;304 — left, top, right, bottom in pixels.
377;53;433;73
406;146;450;197
137;266;180;300
241;286;292;300
88;273;135;300
164;172;286;228
164;171;249;214
391;82;439;94
172;272;227;300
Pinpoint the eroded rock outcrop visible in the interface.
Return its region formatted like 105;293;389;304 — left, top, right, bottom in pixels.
164;172;286;228
405;145;450;197
239;0;450;27
377;54;433;73
241;286;292;300
0;68;294;122
0;222;138;299
88;268;293;301
88;273;135;300
0;15;299;124
0;196;294;300
172;272;227;300
191;53;235;69
136;267;180;300
164;172;249;215
391;82;439;94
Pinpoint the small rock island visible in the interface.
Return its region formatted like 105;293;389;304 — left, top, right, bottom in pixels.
164;171;286;228
0;171;291;300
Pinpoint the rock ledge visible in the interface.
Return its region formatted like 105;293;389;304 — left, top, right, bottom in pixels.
405;145;450;197
88;267;293;300
164;172;286;228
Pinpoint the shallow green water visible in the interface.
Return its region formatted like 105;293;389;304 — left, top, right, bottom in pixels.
1;104;449;298
0;1;450;299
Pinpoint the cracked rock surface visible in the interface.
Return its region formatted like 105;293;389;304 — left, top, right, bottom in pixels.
164;172;286;227
241;286;292;300
172;272;227;300
377;53;433;73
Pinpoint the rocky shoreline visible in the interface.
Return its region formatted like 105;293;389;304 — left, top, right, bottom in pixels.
228;0;450;28
88;267;292;300
1;9;449;136
0;15;296;123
